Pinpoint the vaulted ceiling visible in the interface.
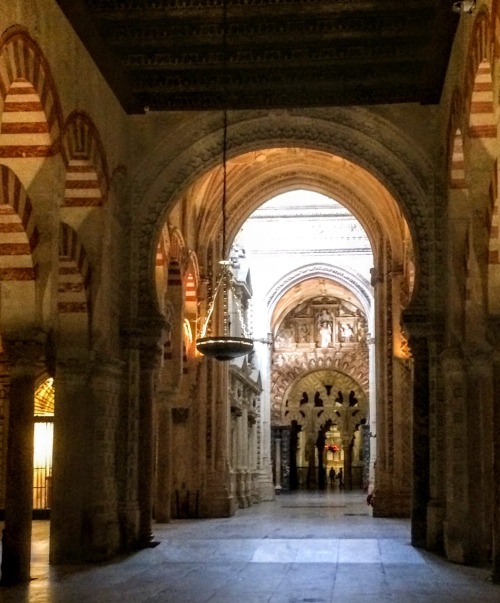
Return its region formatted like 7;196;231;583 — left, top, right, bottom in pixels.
55;0;458;113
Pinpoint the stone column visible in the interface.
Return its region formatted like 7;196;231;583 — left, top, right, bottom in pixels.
274;429;282;493
441;347;469;562
154;390;172;523
87;354;123;559
137;333;163;546
342;436;353;491
487;318;500;583
1;338;44;584
202;362;235;516
117;328;141;549
409;331;430;548
466;344;493;565
50;354;90;564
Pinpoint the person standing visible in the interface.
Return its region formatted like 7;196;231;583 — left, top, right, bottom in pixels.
329;467;336;487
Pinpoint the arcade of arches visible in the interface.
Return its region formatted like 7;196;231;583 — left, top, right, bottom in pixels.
2;0;500;588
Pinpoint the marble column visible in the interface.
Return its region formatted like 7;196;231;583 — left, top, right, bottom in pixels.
1;338;44;584
137;333;163;546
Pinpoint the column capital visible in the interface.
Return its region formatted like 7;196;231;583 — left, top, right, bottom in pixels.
90;351;125;376
4;333;46;373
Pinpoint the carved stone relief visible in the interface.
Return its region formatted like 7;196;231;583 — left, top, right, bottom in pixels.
271;295;369;424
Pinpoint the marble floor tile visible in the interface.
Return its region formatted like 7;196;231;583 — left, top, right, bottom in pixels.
1;491;499;603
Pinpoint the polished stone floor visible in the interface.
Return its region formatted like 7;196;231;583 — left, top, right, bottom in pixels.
1;490;499;602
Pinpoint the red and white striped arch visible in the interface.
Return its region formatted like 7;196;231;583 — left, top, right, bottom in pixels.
185;251;200;315
465;12;496;139
58;222;91;315
0;165;38;281
61;112;109;207
0;27;62;157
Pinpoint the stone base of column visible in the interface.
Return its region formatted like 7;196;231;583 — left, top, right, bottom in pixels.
255;466;275;502
372;488;411;518
443;520;469;564
84;504;120;562
426;500;444;552
200;471;236;518
118;502;140;550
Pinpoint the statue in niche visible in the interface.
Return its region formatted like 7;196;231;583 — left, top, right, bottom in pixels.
317;309;333;326
340;323;355;342
276;325;294;346
299;324;310;343
318;322;332;348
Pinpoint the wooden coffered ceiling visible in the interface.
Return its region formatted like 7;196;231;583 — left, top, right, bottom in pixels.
55;0;459;114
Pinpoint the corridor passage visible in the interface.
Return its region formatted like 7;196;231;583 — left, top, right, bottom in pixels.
2;491;499;602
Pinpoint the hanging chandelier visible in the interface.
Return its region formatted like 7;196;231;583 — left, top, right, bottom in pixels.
195;0;254;362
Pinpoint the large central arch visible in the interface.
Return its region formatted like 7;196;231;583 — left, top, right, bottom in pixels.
130;107;433;320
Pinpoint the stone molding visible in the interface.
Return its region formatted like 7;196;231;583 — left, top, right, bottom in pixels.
132;108;433;319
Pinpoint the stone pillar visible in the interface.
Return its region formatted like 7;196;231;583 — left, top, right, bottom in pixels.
117;328;141;549
50;355;90;564
86;354;123;559
1;338;44;584
274;428;282;492
466;344;493;565
154;391;172;523
202;362;235;516
441;348;469;562
342;436;353;491
487;319;500;583
137;334;162;546
409;332;430;548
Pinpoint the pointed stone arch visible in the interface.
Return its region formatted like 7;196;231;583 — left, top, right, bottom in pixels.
0;26;62;157
61;112;109;207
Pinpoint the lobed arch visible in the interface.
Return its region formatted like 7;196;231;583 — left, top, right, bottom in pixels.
0;26;62;157
284;368;367;423
271;350;369;423
132;108;433;321
61;112;109;207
